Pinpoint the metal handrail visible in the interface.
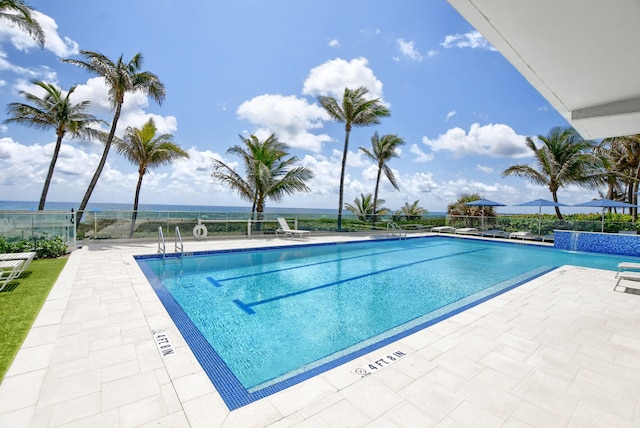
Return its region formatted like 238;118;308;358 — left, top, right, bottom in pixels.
175;226;184;256
158;226;166;257
386;222;407;239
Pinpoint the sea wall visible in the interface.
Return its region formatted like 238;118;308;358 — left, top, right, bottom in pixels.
554;230;640;257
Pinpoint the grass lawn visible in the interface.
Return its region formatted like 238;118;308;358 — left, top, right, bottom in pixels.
0;258;67;382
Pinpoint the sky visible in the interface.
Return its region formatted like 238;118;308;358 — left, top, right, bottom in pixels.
0;0;600;214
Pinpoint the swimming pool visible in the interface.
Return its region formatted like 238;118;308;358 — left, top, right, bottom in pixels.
135;236;638;409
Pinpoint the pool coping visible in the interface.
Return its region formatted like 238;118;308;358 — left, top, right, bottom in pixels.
1;233;639;427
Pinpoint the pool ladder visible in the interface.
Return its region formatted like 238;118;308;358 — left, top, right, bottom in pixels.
158;226;184;258
386;222;407;240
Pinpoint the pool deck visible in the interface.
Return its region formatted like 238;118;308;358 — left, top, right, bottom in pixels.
1;233;639;427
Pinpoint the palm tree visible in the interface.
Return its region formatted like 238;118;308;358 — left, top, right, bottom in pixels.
114;118;189;237
359;132;405;224
502;126;604;219
393;200;427;221
212;133;314;225
447;193;494;217
4;80;103;210
345;193;389;222
318;86;390;230
597;135;640;220
62;51;165;227
0;0;44;46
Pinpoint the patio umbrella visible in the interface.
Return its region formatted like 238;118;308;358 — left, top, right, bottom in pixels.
573;198;636;232
515;198;567;235
465;199;506;229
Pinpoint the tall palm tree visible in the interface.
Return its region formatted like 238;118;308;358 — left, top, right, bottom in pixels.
4;80;103;210
502;126;605;219
63;51;165;227
212;133;314;225
114;118;189;237
318;86;390;230
0;0;44;47
359;132;405;224
345;193;389;222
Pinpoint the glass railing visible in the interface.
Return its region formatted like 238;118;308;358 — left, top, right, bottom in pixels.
0;209;635;244
0;210;76;249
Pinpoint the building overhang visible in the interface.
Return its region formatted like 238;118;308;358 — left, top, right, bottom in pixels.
447;0;640;139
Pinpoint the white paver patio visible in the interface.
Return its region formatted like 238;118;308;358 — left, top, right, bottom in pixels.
0;234;639;427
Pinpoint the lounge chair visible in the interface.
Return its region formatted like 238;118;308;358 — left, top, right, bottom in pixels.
481;229;508;238
430;226;455;233
0;251;36;272
455;227;480;235
276;217;310;240
0;259;25;291
509;231;534;240
614;262;640;291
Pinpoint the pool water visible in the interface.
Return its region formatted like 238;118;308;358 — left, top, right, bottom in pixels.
135;236;638;409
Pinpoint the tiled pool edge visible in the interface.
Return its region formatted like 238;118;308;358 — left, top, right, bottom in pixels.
135;239;558;411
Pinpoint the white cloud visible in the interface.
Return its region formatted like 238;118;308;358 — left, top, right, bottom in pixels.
300;154;340;196
328;39;340;48
0;50;57;81
0;10;78;57
397;39;423;61
409;144;433;163
0;136;243;205
302;57;385;101
422;123;529;158
69;76;178;136
476;164;494;174
441;30;496;51
445;110;456;121
236;94;332;152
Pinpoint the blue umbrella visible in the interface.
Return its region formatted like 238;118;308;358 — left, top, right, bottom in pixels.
516;198;567;235
573;198;636;232
465;199;506;207
465;199;506;229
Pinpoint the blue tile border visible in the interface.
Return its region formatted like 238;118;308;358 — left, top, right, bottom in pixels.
134;236;555;411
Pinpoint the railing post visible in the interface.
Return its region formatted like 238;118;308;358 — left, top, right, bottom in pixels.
247;219;252;238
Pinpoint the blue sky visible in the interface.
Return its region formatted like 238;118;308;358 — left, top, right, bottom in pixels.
0;0;596;213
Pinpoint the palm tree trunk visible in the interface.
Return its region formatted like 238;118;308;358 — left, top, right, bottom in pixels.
129;170;144;238
76;104;122;230
552;191;563;220
38;133;64;210
372;165;382;228
337;129;351;231
256;200;265;232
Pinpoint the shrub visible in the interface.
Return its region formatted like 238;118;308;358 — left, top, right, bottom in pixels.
0;236;67;258
36;236;68;259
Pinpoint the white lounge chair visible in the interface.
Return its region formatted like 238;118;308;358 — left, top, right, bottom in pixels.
0;251;36;272
0;260;24;291
455;227;480;235
276;217;310;240
509;231;534;240
430;226;455;233
482;229;508;238
614;262;640;291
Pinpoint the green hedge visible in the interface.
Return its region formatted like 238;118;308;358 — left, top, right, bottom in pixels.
0;236;68;258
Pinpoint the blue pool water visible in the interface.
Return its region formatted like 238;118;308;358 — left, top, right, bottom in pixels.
135;236;639;409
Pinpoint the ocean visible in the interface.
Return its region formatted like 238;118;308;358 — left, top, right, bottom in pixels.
0;200;446;217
